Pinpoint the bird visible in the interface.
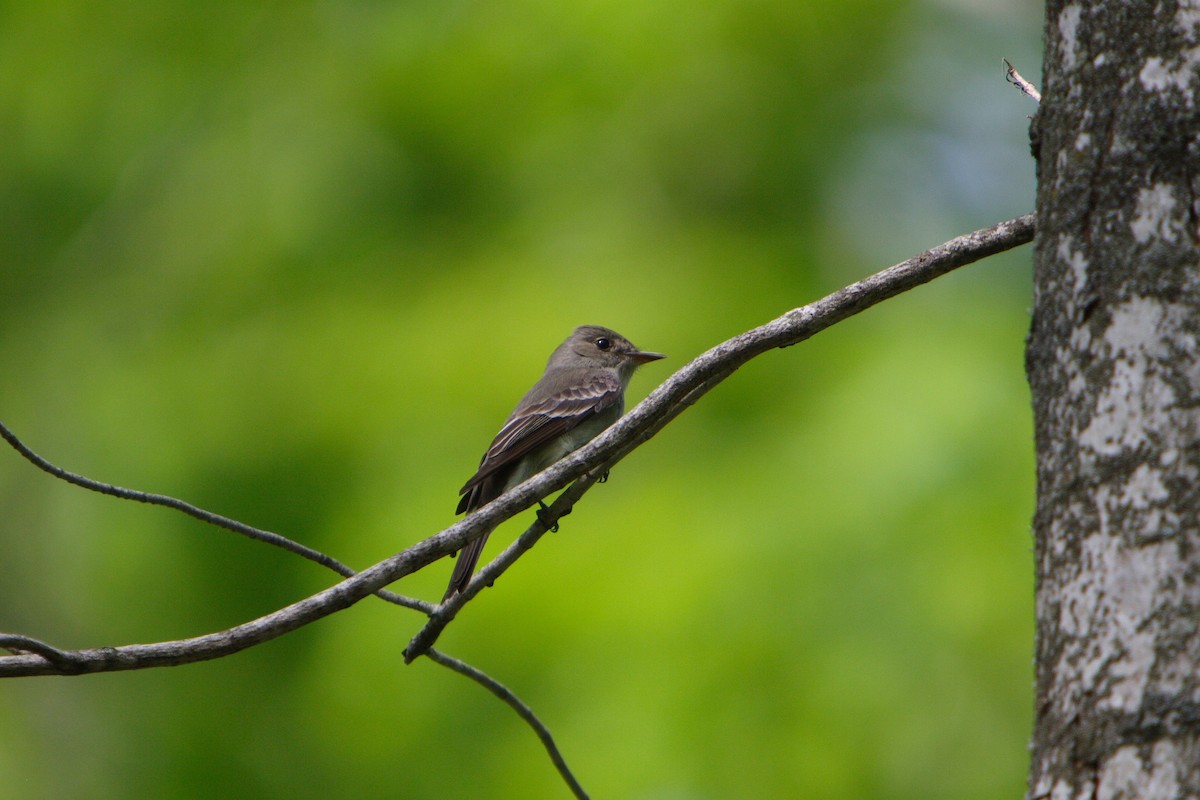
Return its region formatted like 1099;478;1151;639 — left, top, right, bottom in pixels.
444;325;664;600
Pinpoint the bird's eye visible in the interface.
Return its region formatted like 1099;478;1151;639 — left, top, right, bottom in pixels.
595;337;612;351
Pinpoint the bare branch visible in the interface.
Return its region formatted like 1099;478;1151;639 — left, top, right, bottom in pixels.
0;634;83;671
1004;58;1042;103
404;473;601;662
0;421;434;615
426;648;590;800
0;213;1035;678
0;563;394;676
407;212;1036;656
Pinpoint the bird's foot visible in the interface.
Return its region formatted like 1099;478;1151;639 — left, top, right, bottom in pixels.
537;500;567;532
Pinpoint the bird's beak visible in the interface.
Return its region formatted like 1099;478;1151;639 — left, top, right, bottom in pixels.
630;350;666;365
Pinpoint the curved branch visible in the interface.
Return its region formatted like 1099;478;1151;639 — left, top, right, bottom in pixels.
405;211;1037;656
0;213;1035;678
426;648;590;800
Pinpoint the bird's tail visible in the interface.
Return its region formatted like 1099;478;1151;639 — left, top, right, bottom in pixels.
443;533;490;601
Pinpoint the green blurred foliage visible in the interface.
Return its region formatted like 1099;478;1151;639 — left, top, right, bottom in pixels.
0;0;1042;797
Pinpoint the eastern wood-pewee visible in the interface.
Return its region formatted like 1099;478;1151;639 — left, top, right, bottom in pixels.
444;325;664;600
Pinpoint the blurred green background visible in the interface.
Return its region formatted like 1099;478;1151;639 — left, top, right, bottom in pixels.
0;1;1041;797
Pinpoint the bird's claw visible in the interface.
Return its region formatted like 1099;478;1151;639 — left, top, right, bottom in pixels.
537;501;561;532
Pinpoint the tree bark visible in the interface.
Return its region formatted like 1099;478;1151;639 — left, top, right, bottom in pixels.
1028;1;1200;797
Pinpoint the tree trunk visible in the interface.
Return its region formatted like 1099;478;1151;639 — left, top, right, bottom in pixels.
1028;2;1200;797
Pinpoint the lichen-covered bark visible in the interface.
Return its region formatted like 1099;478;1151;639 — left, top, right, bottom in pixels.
1028;2;1200;798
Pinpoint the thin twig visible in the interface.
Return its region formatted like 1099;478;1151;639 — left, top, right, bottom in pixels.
426;648;590;800
0;213;1036;679
1004;58;1042;103
0;634;82;671
0;422;433;615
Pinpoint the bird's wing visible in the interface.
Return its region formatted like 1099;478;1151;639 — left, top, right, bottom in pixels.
446;371;621;598
458;371;622;501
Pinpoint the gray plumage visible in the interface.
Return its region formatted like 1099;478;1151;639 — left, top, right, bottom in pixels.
445;325;664;600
